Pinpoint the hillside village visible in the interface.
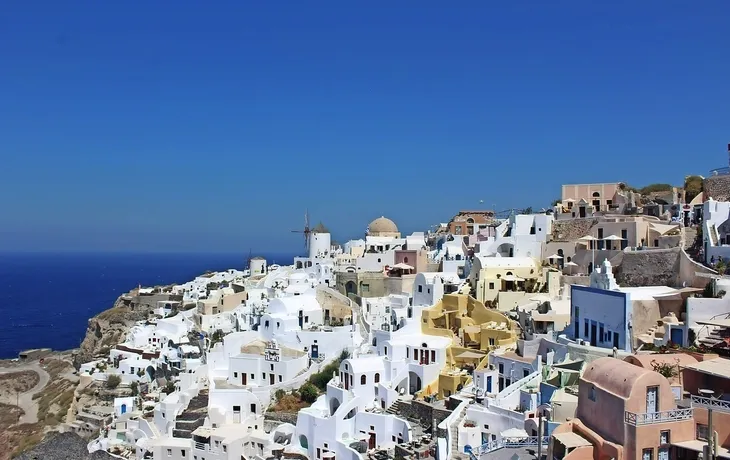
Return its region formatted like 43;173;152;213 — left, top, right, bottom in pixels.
12;149;730;460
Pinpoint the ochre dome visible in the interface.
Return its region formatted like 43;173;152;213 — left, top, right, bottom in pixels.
368;216;398;234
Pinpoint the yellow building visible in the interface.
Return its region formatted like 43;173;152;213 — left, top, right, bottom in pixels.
420;294;518;399
469;255;545;310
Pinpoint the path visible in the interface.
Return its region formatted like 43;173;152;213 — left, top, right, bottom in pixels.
0;363;51;424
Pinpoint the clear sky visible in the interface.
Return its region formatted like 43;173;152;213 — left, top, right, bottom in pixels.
1;1;729;253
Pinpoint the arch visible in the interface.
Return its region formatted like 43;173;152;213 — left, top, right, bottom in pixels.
330;397;341;416
345;281;357;296
146;365;156;381
361;374;367;385
592;192;600;197
408;371;422;395
374;373;380;383
466;218;475;224
496;243;514;258
299;435;309;449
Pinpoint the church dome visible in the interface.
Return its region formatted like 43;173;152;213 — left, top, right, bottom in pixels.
368;216;398;234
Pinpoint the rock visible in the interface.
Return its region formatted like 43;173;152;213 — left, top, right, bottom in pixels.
15;432;115;460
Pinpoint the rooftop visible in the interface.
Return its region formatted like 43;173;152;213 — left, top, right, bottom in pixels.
682;357;730;378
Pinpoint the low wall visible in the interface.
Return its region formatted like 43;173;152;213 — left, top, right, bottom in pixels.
615;247;681;287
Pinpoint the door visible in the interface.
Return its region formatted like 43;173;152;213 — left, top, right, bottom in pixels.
486;376;492;393
590;323;597;346
368;432;376;450
311;344;319;359
613;333;620;349
120;404;127;414
658;448;668;460
242;373;247;385
270;374;275;385
670;328;683;346
647;386;658;414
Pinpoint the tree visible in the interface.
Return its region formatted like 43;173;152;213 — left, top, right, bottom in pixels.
162;381;176;395
106;375;121;389
275;389;286;401
651;360;679;379
299;383;318;403
684;175;703;203
130;381;139;396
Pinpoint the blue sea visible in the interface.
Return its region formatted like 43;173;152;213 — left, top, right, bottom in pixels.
0;252;296;358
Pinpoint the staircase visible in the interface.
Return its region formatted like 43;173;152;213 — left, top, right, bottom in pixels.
386;398;408;415
172;389;209;438
449;409;468;460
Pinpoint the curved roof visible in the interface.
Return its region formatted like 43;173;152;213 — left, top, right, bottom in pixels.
582;357;652;399
474;255;536;268
342;356;385;374
624;353;698;370
368;216;399;234
268;295;320;316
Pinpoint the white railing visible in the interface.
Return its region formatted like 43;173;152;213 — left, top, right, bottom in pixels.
623;408;693;426
691;395;730;413
472;436;549;458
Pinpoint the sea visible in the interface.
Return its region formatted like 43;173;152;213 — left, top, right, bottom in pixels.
0;252;296;359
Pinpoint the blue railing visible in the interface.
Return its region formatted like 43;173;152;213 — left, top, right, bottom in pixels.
710;167;730;176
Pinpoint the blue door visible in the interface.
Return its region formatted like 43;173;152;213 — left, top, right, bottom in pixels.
311;345;319;359
670;328;684;346
486;376;492;393
121;404;127;414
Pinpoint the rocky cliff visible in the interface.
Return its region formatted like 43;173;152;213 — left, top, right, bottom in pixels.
74;291;181;369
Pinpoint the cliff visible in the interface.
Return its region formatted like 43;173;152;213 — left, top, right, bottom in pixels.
74;290;182;368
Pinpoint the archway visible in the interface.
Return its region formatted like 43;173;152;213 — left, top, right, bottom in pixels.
345;281;356;296
146;365;156;381
330;397;341;416
299;435;308;449
408;371;422;395
496;243;514;258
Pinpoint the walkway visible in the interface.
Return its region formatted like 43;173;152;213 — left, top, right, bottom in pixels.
0;362;51;424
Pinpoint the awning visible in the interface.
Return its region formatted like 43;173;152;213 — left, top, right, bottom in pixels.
456;351;486;359
500;428;528;438
391;263;414;270
501;275;525;282
682;358;730;378
553;432;592;449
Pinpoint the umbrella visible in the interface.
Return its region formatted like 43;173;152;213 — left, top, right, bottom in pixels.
564;260;578;275
603;234;624;250
547;253;563;259
580;235;597;270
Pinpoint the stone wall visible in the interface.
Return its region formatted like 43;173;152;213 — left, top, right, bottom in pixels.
265;411;299;425
704;175;730;201
551;218;599;242
397;399;452;434
315;286;353;321
614;248;680;287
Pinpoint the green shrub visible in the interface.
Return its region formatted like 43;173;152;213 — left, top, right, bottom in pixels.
106;375;121;389
300;383;318;403
275;389;286;401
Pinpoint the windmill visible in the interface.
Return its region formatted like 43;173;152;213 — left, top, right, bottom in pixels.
291;209;311;250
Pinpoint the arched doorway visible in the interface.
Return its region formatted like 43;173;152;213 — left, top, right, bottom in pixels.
345;281;356;296
146;365;156;381
330;397;341;416
557;249;564;269
299;435;308;449
408;371;422;395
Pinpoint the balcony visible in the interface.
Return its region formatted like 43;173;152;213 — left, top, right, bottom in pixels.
624;408;693;426
691;395;730;413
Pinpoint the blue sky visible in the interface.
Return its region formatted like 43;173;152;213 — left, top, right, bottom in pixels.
1;1;729;253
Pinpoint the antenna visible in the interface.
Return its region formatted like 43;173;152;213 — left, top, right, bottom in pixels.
291;209;311;250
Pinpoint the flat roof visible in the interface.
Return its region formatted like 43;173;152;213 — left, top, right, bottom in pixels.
619;286;678;300
552;432;592;449
682;358;730;378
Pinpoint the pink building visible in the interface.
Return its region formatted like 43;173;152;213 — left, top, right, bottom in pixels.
549;357;695;460
561;183;621;213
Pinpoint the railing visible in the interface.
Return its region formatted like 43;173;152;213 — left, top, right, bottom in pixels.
623;408;693;426
472;436;550;457
710;167;730;176
691;395;730;413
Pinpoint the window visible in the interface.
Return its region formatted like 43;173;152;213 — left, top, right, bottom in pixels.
265;320;269;328
697;423;709;441
599;323;604;342
659;430;670;445
250;403;257;413
270;364;274;371
167;449;172;457
384;346;388;356
279;375;283;382
361;375;367;385
305;316;309;322
233;405;241;412
234;372;238;378
488;282;495;290
431;350;435;362
498;363;504;374
362;284;370;293
642;448;653;460
584;319;588;336
404;257;409;263
418;285;423;293
524;369;529;378
374;373;380;383
406;348;409;358
182;450;187;457
488;338;495;346
589;386;596;401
